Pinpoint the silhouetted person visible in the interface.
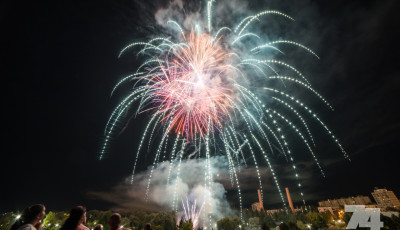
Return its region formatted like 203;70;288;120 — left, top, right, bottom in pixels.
60;206;88;230
108;213;122;230
11;204;46;230
144;223;151;230
93;225;103;230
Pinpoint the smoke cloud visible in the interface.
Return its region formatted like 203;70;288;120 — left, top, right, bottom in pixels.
89;156;237;222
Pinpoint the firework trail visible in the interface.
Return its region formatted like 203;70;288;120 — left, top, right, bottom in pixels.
180;197;205;230
101;0;349;225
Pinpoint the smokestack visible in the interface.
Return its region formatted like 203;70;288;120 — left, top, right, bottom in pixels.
285;187;295;214
258;189;264;210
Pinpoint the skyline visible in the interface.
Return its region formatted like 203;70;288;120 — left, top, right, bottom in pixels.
2;0;400;214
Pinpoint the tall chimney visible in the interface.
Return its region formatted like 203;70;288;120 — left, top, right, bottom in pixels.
258;189;264;210
285;187;295;214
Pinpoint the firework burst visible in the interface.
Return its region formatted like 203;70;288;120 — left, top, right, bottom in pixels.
101;0;349;226
149;30;237;139
180;196;205;230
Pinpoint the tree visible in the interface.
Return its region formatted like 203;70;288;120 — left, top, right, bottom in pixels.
296;221;306;229
152;212;175;230
381;214;400;230
231;217;241;228
152;225;163;230
305;212;319;224
295;212;307;223
87;209;105;226
178;219;184;229
181;219;193;230
286;222;300;230
0;212;17;230
42;211;58;230
392;214;400;227
121;217;131;228
286;214;297;224
262;215;275;228
278;223;289;230
343;212;352;225
42;211;68;230
217;217;235;230
319;212;333;223
145;213;158;225
242;209;252;222
248;217;259;226
261;222;268;230
311;215;327;230
98;211;113;230
274;211;288;222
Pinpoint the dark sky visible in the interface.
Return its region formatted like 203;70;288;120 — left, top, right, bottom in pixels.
2;0;400;213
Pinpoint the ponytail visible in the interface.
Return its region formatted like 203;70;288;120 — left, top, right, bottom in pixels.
10;204;45;230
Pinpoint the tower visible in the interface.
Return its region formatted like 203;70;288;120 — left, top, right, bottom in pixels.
258;189;264;210
286;187;295;214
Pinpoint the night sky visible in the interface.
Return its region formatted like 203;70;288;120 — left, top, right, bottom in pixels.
2;0;400;213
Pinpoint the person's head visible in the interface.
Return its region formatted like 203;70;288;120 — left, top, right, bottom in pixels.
108;213;121;230
11;204;46;230
93;224;103;230
70;206;87;225
144;223;151;230
60;206;86;230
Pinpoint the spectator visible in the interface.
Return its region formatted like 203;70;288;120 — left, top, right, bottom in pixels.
144;223;152;230
60;206;88;230
11;204;46;230
93;224;103;230
108;213;122;230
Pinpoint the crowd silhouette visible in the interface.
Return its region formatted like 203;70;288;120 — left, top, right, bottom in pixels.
10;205;152;230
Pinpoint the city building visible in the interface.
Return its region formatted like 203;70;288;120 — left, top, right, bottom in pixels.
251;189;264;212
265;207;303;215
318;195;372;208
317;206;340;216
251;202;263;212
371;188;400;209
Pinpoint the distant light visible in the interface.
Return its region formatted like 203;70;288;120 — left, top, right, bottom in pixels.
55;224;59;227
16;215;21;219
